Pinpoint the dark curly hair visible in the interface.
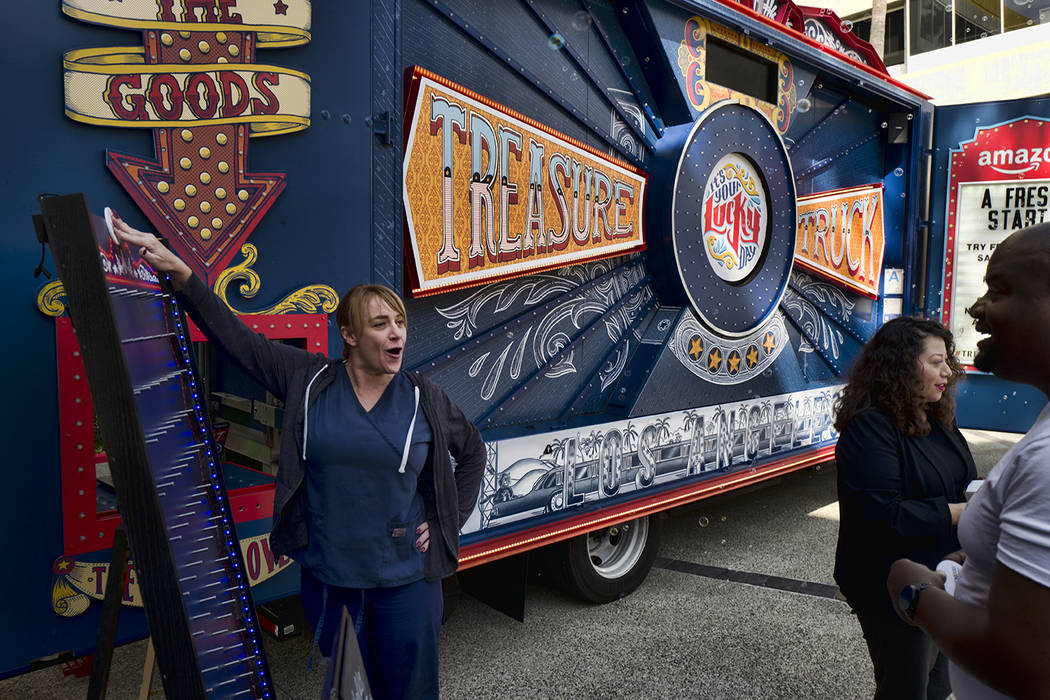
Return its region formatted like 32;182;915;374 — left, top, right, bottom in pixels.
834;316;964;437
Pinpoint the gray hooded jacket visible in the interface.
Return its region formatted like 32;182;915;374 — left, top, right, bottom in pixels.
177;275;486;581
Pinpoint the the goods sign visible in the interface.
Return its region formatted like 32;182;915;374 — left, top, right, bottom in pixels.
61;0;312;285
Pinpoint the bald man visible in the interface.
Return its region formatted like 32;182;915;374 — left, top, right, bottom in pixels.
888;223;1050;699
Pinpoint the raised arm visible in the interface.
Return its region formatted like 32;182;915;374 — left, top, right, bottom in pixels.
111;213;193;290
111;213;318;400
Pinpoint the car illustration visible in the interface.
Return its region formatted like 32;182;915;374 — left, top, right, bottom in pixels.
490;458;600;519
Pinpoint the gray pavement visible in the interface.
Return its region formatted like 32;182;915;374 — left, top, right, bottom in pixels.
0;429;1019;698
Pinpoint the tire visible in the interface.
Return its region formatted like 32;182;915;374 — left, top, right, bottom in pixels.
554;514;662;604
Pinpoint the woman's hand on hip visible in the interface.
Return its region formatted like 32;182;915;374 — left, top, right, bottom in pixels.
109;212;193;290
415;521;430;553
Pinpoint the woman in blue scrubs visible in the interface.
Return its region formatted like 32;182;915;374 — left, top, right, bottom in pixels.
113;215;487;699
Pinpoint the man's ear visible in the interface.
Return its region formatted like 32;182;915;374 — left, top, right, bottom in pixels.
340;326;357;348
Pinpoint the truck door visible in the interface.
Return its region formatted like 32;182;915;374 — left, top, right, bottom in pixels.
926;96;1050;431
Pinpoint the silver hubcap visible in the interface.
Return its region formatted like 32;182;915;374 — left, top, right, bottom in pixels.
586;517;649;579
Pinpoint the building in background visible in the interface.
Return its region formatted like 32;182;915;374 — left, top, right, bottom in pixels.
825;0;1050;103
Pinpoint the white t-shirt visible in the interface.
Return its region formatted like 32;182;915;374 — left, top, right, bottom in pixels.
950;404;1050;698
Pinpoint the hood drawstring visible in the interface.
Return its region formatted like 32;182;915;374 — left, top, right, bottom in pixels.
398;385;420;473
303;366;418;473
301;365;329;461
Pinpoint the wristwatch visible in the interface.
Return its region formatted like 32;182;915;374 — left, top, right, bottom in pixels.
898;582;933;622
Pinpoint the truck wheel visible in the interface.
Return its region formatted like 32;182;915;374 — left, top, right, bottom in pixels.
555;515;662;603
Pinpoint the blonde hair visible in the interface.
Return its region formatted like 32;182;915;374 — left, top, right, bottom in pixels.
335;284;407;360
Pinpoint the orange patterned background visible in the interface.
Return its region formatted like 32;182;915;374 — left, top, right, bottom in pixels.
794;184;885;298
403;71;647;296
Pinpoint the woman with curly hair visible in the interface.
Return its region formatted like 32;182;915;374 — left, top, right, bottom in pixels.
833;316;976;699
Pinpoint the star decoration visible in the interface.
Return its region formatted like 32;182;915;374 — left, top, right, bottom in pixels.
688;335;704;360
727;351;741;374
273;0;289;15
707;348;722;371
746;345;759;367
763;332;776;354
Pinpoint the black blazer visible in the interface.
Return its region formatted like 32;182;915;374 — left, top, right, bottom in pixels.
833;407;977;612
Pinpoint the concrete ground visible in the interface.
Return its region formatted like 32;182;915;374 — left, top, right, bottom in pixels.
0;429;1019;699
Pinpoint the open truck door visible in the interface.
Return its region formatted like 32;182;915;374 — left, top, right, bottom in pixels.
924;96;1050;432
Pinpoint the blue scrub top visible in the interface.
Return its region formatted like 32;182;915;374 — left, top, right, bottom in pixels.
300;369;432;588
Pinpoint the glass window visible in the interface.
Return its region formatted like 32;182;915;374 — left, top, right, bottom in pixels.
955;0;1002;42
1004;0;1050;31
854;9;906;66
910;0;954;55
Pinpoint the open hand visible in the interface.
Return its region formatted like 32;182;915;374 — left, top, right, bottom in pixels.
109;212;193;290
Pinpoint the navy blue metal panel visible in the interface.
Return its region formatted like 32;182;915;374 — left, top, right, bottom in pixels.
954;375;1045;433
478;280;656;429
882;140;911;271
1;7;154;677
641;0;709;125
371;0;404;291
585;0;665;138
0;3;377;677
788;91;885;194
404;1;600;153
628;312;810;416
405;257;652;433
781;271;869;376
198;4;375;353
789;269;878;342
907;100;936;316
564;304;665;418
600;305;681;416
405;0;647;166
614;0;694;126
527;0;651;151
780;316;835;382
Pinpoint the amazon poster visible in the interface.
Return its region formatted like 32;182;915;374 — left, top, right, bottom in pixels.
942;117;1050;366
944;117;1050;365
949;181;1050;364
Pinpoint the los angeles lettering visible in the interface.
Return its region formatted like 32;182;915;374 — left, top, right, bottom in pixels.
429;93;637;274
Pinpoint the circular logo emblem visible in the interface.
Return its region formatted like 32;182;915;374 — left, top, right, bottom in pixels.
701;154;768;283
646;100;796;338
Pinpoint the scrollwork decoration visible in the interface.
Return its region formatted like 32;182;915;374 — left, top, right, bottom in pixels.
37;281;68;317
214;244;338;315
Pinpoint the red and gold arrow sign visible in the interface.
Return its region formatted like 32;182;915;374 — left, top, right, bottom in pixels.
62;1;311;285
